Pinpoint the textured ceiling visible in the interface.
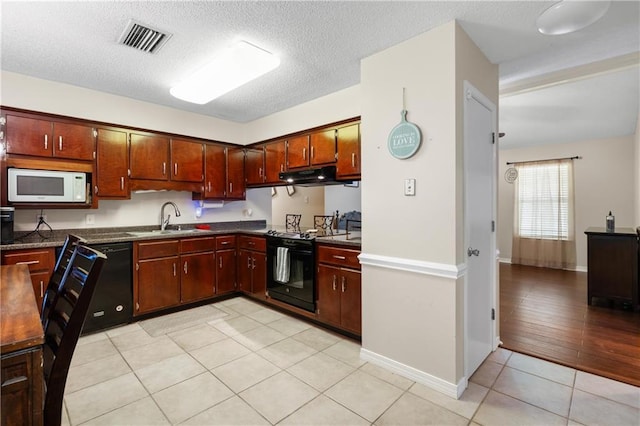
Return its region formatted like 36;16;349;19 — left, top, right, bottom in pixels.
1;1;639;147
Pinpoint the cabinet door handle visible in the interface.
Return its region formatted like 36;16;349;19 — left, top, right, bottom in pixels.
40;280;44;297
16;260;39;265
162;162;166;176
351;153;356;168
259;167;263;178
229;182;233;193
332;255;346;260
120;177;125;190
59;136;63;151
332;275;337;291
302;147;306;160
341;276;346;292
94;185;99;195
44;134;48;150
247;257;251;269
311;146;314;159
219;257;223;269
252;257;256;269
183;261;188;275
174;163;178;176
208;182;212;192
280;164;284;172
173;262;176;276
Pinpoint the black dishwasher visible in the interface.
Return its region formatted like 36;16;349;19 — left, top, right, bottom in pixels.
81;242;133;335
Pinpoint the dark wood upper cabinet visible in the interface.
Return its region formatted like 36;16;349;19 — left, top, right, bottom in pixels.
52;122;95;160
5;114;95;161
245;146;265;185
286;134;310;169
203;144;226;199
95;128;129;199
310;129;336;166
226;147;246;199
129;133;170;180
264;140;286;184
170;138;204;183
336;123;360;179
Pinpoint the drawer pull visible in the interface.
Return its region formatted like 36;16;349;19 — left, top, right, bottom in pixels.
2;376;28;387
174;163;178;176
341;276;346;292
120;177;125;190
59;136;63;151
44;134;48;150
332;275;337;291
183;261;188;275
332;255;346;260
219;257;223;269
16;260;39;265
162;162;166;176
220;241;230;245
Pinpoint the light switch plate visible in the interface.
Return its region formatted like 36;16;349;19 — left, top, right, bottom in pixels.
404;179;416;196
85;214;95;225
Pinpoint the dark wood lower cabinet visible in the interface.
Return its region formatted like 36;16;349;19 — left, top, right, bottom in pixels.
316;244;362;335
180;251;215;303
1;347;43;426
585;227;639;310
136;256;180;314
216;249;237;294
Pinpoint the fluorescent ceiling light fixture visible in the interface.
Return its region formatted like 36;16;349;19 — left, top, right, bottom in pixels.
170;41;280;104
536;0;611;35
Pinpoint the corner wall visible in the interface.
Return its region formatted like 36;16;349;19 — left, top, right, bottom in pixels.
635;111;640;226
498;135;636;270
359;21;497;397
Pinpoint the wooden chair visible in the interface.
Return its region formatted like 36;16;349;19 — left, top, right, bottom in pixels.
41;234;86;326
42;244;107;426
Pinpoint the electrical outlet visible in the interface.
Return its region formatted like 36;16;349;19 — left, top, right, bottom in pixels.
36;214;47;223
85;214;96;225
404;178;416;196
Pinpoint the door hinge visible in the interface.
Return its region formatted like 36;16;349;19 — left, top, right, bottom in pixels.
491;220;495;232
491;308;495;320
136;302;139;311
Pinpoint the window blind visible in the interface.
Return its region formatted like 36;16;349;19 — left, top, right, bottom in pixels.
516;162;570;240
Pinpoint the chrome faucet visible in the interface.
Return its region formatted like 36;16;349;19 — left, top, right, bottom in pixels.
160;201;181;230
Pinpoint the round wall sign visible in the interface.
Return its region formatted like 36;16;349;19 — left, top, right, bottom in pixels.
504;167;518;183
388;110;421;159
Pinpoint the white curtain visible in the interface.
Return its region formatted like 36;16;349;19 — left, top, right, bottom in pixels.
511;159;576;269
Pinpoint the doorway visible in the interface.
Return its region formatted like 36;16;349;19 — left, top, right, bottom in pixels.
463;81;498;379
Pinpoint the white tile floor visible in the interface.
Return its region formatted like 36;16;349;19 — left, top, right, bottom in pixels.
63;297;640;425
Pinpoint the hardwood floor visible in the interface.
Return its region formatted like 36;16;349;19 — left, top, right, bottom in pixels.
499;263;640;387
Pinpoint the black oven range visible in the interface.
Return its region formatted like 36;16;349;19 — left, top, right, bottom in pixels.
266;230;316;312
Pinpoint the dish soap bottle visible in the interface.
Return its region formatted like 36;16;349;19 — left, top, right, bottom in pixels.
606;211;615;232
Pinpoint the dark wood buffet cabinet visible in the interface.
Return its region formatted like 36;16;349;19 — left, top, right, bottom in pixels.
585;227;639;311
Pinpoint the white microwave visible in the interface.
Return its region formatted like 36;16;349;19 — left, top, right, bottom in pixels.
8;168;87;203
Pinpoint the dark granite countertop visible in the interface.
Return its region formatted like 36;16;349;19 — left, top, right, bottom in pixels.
1;220;269;250
0;220;361;250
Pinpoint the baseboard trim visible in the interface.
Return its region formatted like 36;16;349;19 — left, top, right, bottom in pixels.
499;258;587;273
358;253;466;279
360;348;467;399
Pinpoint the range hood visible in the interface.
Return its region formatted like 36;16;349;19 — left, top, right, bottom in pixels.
279;166;340;186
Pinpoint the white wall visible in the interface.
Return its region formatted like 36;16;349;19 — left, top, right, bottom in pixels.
271;186;324;230
635;111;640;226
324;183;362;217
360;21;497;395
498;135;636;270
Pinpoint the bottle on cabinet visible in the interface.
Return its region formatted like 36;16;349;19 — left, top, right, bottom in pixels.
606;211;615;232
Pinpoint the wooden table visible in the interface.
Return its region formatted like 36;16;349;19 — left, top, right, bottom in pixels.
1;264;44;426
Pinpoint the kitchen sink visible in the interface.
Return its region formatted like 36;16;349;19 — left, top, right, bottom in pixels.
126;229;203;237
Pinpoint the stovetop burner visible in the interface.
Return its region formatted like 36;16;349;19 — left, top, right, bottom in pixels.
266;229;315;240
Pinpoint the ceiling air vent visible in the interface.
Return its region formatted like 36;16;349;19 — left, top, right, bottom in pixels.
118;19;172;54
